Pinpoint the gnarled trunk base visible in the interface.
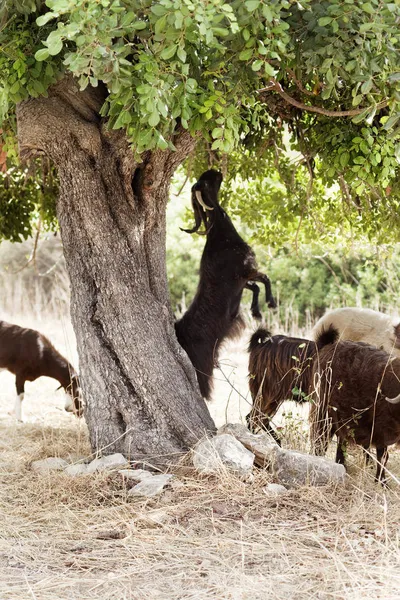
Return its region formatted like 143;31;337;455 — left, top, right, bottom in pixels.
17;78;215;463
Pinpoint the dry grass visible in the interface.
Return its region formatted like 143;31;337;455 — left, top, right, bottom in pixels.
1;315;400;599
1;421;400;600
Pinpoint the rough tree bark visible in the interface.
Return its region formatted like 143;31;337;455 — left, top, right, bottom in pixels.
16;77;215;463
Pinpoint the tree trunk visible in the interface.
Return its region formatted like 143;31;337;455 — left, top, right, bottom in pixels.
16;78;215;463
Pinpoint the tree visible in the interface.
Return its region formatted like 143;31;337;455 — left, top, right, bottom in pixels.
0;0;399;462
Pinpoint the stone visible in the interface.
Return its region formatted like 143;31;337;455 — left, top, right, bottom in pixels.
263;483;289;496
119;469;152;482
86;453;128;473
128;474;174;498
218;423;277;467
31;457;68;473
193;434;254;478
271;447;346;488
64;463;90;476
217;423;346;488
138;508;170;525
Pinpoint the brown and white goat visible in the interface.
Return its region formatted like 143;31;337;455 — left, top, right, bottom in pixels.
310;326;400;483
0;320;83;421
247;328;316;443
175;170;276;400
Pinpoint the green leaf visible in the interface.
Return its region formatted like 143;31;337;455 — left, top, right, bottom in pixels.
318;17;333;26
361;79;373;94
252;60;263;71
383;115;400;130
239;48;253;61
151;5;167;16
35;48;50;62
160;45;177;60
340;152;350;168
352;94;363;106
361;3;375;14
9;81;20;94
245;0;260;12
36;12;57;26
177;46;187;62
211;127;223;139
262;5;273;22
352;107;372;124
264;62;275;76
132;21;147;30
155;15;167;35
46;36;63;56
148;111;160;127
389;73;400;83
121;12;136;27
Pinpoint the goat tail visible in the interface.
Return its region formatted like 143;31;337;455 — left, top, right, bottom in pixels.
315;324;340;350
248;328;272;353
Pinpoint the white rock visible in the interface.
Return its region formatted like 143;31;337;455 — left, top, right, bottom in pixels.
86;453;128;473
271;447;346;488
193;435;255;478
119;469;153;482
218;423;277;467
64;463;90;476
264;483;288;496
31;457;68;473
128;474;174;498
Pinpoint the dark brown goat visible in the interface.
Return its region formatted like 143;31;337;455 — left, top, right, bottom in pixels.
0;320;83;421
310;326;400;483
175;170;276;400
247;328;316;443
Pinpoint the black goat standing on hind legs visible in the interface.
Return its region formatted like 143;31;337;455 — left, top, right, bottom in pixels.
175;170;276;400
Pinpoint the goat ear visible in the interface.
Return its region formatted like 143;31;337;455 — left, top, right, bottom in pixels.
394;323;400;348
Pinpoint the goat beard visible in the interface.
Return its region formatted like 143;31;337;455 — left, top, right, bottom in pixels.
181;200;211;235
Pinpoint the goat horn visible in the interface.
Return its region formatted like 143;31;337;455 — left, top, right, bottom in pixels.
195;190;214;211
385;393;400;404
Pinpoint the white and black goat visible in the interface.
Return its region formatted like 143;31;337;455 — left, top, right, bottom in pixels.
175;170;276;400
311;325;400;484
0;320;83;421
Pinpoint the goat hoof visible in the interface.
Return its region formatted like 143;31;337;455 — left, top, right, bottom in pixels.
252;311;262;320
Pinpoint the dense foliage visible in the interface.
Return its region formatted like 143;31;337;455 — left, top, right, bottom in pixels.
0;0;400;243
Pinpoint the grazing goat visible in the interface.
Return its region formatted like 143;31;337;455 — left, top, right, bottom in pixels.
310;325;400;483
247;328;316;443
0;320;83;421
175;170;276;399
312;307;400;357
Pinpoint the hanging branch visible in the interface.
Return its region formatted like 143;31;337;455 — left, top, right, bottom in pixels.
258;80;388;118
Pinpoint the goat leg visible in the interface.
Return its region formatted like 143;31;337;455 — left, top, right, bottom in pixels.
246;411;282;446
363;445;372;465
251;273;276;309
335;438;347;465
245;282;262;320
375;446;389;486
15;374;25;422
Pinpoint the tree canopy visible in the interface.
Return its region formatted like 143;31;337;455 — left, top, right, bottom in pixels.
0;0;400;244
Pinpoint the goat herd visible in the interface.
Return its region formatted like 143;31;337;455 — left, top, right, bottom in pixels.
1;170;400;485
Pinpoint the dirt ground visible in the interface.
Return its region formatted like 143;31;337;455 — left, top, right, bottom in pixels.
1;314;400;600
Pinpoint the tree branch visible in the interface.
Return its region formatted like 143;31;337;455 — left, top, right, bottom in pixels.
258;80;388;118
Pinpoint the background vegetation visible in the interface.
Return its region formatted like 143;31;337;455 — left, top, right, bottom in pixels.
2;174;399;328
